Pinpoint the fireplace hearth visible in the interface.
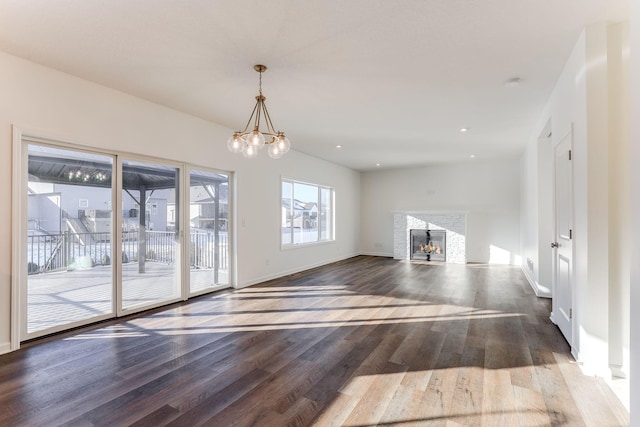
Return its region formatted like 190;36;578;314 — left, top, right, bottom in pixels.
410;229;446;262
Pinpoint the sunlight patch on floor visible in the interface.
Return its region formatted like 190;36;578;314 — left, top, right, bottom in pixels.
323;368;557;427
66;324;150;340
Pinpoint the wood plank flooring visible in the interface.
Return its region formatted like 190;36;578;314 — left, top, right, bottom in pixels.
0;256;629;426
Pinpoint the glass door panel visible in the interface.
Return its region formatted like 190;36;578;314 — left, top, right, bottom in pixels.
121;160;181;311
189;169;230;294
26;144;114;336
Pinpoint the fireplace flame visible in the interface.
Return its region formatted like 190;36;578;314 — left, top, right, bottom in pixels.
419;243;441;254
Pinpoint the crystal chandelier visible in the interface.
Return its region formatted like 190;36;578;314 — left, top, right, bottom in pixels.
227;65;291;159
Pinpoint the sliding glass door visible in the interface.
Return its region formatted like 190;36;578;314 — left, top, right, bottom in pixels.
25;144;115;336
188;169;230;294
21;139;231;341
121;159;182;311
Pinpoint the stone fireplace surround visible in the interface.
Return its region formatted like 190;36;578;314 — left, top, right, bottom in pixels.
393;211;466;264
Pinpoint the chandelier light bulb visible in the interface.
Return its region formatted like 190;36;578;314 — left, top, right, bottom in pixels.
242;144;259;159
276;133;290;153
247;128;265;148
268;144;284;159
227;133;244;154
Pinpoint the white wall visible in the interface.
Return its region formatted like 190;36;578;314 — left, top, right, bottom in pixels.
543;32;590;368
630;0;640;421
607;21;631;381
520;22;630;379
0;51;361;354
536;133;553;294
520;138;538;282
520;135;549;297
360;157;521;264
519;128;553;298
582;22;610;376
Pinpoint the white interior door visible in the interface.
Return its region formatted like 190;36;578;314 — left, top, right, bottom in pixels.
552;130;573;344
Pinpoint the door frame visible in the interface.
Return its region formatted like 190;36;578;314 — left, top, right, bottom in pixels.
186;165;233;297
11;126;26;350
116;154;186;317
16;134;119;340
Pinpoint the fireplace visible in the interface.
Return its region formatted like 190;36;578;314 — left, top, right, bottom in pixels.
410;229;446;262
394;212;465;263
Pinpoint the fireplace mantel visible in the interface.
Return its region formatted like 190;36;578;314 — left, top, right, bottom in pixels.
393;211;466;264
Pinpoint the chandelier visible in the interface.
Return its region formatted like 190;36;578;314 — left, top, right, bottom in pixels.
227;64;291;159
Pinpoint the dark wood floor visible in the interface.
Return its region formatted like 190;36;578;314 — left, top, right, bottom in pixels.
0;256;629;426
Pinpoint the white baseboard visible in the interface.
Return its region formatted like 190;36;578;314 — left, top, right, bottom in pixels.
520;265;552;298
359;251;394;257
0;341;11;355
610;364;628;379
236;252;362;289
572;348;581;365
577;360;612;379
572;348;611;379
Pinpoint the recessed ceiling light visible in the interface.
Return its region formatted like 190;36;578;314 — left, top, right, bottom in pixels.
336;145;342;148
470;154;476;158
376;163;381;167
460;127;469;133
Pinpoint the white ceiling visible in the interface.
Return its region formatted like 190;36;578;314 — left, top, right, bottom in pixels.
0;0;629;171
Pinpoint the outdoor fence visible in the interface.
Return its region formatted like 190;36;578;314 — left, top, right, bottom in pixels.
27;230;228;274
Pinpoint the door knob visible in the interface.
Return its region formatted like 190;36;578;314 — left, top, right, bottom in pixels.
551;242;559;248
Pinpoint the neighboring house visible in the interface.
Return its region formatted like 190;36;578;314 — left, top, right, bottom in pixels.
28;182;170;234
282;199;318;229
167;184;229;231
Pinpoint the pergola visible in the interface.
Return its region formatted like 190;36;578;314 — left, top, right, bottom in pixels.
28;149;227;276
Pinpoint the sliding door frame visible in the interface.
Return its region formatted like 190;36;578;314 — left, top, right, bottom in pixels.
116;154;188;316
11;127;234;348
187;165;233;297
14;131;119;341
11;127;26;350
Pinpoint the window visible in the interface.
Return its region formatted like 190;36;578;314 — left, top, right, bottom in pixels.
282;179;334;246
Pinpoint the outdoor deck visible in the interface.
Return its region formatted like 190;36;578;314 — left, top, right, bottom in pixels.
27;263;229;334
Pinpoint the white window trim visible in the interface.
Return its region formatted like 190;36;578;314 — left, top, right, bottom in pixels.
280;177;335;249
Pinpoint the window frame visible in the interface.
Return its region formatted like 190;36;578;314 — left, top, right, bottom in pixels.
281;178;334;249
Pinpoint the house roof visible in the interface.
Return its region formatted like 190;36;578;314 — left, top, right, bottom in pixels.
282;199;316;212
